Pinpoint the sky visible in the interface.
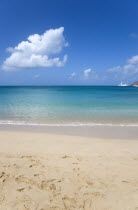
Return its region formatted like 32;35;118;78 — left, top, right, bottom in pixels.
0;0;138;85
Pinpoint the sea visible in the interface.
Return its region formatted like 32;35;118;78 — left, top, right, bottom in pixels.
0;86;138;126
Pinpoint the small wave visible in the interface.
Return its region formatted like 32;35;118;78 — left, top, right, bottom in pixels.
0;121;138;127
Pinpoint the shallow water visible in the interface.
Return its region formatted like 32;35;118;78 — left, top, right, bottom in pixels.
0;86;138;125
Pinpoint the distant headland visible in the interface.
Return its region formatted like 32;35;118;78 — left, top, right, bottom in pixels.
130;81;138;86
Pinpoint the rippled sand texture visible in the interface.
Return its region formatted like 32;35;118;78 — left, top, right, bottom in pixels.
0;131;138;210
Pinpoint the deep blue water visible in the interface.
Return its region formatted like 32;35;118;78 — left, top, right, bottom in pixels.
0;86;138;124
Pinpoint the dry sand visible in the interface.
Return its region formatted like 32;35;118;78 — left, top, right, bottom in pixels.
0;130;138;210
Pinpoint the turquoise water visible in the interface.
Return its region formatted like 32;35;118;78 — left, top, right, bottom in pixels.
0;86;138;125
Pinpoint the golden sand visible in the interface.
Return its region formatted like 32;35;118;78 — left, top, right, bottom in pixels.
0;131;138;209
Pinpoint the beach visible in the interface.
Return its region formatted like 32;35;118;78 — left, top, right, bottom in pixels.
0;85;138;209
0;127;138;210
1;0;138;208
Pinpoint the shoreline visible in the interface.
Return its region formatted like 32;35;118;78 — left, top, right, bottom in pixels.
0;123;138;140
0;120;138;126
0;118;138;126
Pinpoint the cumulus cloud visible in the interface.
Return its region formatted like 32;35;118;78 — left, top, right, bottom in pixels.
2;27;68;71
127;55;138;65
107;55;138;75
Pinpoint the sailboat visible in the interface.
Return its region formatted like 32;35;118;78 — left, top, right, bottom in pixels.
118;82;128;86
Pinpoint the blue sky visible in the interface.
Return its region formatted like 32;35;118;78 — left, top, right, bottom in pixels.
0;0;138;85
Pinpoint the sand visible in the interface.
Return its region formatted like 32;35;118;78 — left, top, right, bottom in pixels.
0;130;138;210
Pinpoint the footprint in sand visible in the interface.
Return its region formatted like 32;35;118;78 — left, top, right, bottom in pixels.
73;167;80;172
62;155;72;159
34;173;44;178
17;186;32;192
15;176;30;184
41;180;61;197
15;176;38;189
62;197;77;209
0;172;5;178
83;199;92;210
0;172;8;184
41;180;48;190
11;199;39;210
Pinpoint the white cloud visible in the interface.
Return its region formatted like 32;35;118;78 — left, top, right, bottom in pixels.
127;55;138;65
107;55;138;75
69;72;76;78
83;68;98;80
107;66;121;72
2;27;68;71
83;69;92;78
